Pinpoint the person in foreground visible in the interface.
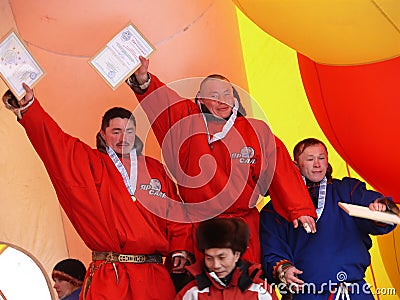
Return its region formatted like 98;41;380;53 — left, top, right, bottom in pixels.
3;84;193;300
52;258;86;300
176;217;277;300
260;137;397;299
126;56;317;263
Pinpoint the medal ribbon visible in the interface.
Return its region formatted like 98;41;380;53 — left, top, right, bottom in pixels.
107;146;137;197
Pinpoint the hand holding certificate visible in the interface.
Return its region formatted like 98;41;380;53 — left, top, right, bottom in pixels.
90;23;155;89
0;30;44;99
339;202;400;225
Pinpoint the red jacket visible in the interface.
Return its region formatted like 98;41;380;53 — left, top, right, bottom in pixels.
175;260;278;300
19;100;192;300
130;75;316;262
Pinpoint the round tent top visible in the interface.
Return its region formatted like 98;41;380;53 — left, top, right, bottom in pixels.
233;0;400;65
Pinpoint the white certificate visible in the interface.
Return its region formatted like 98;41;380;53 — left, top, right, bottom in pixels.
0;30;44;99
339;202;400;225
90;23;155;90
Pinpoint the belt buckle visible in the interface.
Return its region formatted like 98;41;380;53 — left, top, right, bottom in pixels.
118;254;146;263
133;255;146;263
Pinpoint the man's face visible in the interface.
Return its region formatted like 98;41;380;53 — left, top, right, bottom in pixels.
53;277;75;299
198;79;235;119
204;248;240;278
101;118;136;155
296;143;328;183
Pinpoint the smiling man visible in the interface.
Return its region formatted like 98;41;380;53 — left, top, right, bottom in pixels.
196;74;237;119
127;57;317;265
260;138;397;299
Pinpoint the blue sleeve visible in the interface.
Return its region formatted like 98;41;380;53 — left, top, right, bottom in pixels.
260;202;294;284
337;178;396;235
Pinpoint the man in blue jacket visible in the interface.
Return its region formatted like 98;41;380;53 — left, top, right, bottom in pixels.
260;138;397;299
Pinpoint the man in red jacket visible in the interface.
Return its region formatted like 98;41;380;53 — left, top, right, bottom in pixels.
3;84;193;300
175;218;277;300
126;57;317;263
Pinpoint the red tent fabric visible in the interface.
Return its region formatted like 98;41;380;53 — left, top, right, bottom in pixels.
298;54;400;204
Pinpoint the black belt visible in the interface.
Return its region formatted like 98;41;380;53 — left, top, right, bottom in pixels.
92;251;162;264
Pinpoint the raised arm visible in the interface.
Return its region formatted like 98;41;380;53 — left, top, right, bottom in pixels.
127;56;197;149
3;84;99;183
2;84;122;250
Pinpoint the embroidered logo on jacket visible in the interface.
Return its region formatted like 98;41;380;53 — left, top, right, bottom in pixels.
231;146;256;164
139;179;166;198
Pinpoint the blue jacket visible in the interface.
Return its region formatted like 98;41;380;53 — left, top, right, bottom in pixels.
260;177;396;298
61;287;82;300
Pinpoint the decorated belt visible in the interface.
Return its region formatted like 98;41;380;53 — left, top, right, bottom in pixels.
92;251;162;264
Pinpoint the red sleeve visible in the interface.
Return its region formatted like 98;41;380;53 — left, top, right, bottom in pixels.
163;167;194;254
269;137;316;221
143;156;194;254
134;74;197;147
19;100;102;186
18;99;121;250
133;74;233;208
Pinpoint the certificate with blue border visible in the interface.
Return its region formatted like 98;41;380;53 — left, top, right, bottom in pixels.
0;30;45;99
90;23;155;90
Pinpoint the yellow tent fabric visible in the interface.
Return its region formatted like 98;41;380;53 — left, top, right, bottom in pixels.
233;0;400;65
236;8;399;299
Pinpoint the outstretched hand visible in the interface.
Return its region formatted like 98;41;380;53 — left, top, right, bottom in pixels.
293;216;316;233
370;197;399;214
134;56;150;84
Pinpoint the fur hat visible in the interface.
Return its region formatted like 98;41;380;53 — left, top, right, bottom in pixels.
196;218;249;254
52;259;86;286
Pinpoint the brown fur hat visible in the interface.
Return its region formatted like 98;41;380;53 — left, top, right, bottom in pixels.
196;218;249;254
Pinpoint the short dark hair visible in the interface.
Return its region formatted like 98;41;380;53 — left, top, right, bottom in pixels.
293;138;333;180
100;107;136;132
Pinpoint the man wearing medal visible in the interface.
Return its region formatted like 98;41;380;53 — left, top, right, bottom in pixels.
2;84;194;300
126;56;317;264
260;138;397;299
